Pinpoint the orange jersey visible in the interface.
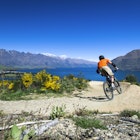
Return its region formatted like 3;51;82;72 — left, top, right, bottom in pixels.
98;59;111;69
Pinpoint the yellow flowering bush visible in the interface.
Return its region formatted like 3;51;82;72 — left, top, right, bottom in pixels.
73;77;78;81
44;80;60;91
0;80;9;88
0;81;14;91
0;69;88;101
0;81;3;87
53;75;60;81
2;80;9;87
34;70;61;92
8;82;14;90
35;70;48;83
21;73;33;88
43;75;61;91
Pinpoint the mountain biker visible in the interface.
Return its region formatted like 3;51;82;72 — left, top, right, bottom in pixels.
96;55;118;87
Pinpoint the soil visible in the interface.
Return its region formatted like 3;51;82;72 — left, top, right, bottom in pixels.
0;81;140;116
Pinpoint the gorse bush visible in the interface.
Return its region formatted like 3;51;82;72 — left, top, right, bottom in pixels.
59;74;87;93
22;73;33;88
43;75;61;91
0;70;88;100
0;80;13;90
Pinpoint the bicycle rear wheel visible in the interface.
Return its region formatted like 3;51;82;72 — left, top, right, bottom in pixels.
103;81;114;100
114;79;122;94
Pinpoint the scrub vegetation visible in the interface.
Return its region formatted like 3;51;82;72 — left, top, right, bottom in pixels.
0;70;88;100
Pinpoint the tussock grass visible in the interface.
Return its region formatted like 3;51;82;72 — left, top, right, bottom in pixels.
120;109;140;119
72;116;107;129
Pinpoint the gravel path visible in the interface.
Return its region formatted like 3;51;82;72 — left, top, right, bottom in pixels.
0;81;140;115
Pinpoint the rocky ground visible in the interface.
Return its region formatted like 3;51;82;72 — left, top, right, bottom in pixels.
42;115;140;140
0;81;140;140
0;113;140;140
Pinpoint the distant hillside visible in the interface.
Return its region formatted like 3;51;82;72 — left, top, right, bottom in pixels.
112;49;140;71
0;49;96;69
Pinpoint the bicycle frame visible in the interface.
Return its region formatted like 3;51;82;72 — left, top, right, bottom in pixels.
101;69;122;100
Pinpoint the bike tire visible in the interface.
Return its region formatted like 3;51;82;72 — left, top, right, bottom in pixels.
114;79;122;94
103;81;114;100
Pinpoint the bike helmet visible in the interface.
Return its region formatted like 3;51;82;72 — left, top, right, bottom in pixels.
99;55;105;60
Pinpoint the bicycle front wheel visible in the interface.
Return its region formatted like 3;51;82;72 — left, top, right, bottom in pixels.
103;81;114;100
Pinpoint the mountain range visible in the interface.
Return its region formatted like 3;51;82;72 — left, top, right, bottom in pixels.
112;49;140;71
0;49;140;70
0;49;96;69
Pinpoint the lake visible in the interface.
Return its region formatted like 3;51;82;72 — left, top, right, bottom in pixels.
20;67;140;82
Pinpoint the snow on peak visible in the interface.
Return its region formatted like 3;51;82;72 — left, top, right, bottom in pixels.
42;52;68;59
42;52;57;57
59;55;67;59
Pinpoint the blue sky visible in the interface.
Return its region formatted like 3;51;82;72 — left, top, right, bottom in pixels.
0;0;140;62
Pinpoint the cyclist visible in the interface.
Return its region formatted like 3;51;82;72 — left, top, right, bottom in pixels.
96;55;118;88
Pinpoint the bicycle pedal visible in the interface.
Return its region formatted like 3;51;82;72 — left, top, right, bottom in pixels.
106;88;112;92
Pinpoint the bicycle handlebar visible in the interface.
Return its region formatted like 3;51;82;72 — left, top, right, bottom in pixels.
112;67;119;73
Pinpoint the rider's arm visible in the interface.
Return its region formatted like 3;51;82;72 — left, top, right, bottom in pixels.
112;62;116;67
96;63;100;73
111;62;119;70
96;69;100;74
108;60;119;70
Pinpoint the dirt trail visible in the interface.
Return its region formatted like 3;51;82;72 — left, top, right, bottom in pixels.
0;81;140;115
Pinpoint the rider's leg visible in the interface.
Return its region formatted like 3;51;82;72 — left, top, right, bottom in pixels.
101;66;115;87
110;75;115;87
111;75;114;83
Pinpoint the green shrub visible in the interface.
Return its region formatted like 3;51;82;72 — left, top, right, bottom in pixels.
73;105;98;116
0;110;5;117
50;105;66;120
73;117;107;129
59;74;88;93
0;90;29;101
120;110;140;119
125;75;138;84
0;71;89;100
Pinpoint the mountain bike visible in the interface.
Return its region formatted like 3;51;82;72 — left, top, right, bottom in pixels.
102;70;122;100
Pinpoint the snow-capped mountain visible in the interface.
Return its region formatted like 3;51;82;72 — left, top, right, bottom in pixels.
0;49;96;69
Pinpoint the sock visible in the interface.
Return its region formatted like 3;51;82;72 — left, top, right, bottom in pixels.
111;83;115;87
